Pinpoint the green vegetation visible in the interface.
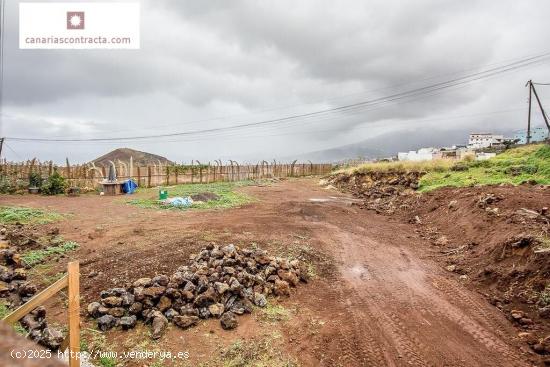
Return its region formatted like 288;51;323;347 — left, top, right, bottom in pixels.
341;159;454;175
206;332;298;367
28;172;44;188
0;303;26;335
257;303;291;323
41;169;67;195
538;286;550;307
419;144;550;191
340;144;550;192
128;181;255;211
21;240;79;267
0;175;27;194
0;302;9;319
98;356;118;367
0;206;63;224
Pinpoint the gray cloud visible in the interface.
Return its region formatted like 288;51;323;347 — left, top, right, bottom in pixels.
1;0;550;163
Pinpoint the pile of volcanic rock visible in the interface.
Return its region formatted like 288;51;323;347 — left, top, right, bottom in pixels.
19;306;64;350
0;225;64;350
87;244;309;339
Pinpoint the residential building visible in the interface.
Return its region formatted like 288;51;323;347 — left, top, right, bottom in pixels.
467;133;504;149
397;147;436;161
513;127;549;145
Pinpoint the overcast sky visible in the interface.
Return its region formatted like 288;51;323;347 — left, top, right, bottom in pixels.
1;0;550;163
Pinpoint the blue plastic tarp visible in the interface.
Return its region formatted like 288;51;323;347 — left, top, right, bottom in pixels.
167;196;193;207
122;179;138;194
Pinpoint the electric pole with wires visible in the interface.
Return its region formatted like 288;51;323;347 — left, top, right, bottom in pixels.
525;80;550;144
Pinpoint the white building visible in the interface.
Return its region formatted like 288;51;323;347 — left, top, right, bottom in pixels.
397;147;436;161
476;152;497;160
468;133;504;149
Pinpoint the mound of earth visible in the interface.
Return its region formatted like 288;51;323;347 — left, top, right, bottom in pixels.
190;192;220;202
326;170;422;214
328;170;550;356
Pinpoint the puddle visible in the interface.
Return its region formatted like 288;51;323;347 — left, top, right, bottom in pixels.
309;198;331;202
309;197;363;204
343;264;371;281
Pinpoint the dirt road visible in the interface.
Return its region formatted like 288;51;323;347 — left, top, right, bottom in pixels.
0;179;533;366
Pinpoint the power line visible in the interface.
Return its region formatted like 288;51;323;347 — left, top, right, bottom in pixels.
4;142;22;160
6;50;550;143
45;48;550;139
13;106;526;145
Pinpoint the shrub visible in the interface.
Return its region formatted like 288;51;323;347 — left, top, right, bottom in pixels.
450;161;469;172
41;170;67;195
0;176;16;194
504;165;538;176
28;172;43;188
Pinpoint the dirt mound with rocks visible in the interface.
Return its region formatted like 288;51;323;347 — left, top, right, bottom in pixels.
86;243;309;339
328;170;550;357
398;185;550;350
327;170;423;214
0;225;65;350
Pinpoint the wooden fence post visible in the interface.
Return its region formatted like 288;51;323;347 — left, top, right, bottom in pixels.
147;166;152;188
67;261;80;367
3;261;81;367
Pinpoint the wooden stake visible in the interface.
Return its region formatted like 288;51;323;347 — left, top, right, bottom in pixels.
67;261;80;367
3;275;68;325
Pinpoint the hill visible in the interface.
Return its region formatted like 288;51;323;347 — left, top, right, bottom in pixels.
290;128;519;162
91;148;173;167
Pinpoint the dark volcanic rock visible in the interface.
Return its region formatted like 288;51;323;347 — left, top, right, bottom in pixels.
220;312;238;330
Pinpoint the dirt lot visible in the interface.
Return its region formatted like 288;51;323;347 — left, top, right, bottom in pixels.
0;179;538;366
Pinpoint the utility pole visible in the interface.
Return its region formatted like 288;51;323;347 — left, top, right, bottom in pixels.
0;137;4;159
530;83;550;130
526;80;532;144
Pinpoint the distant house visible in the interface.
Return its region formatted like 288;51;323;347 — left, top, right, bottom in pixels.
467;133;504;149
398;146;474;162
397;147;436;161
513;127;549;145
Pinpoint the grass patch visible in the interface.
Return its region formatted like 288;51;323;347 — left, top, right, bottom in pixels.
419;144;550;191
98;356;118;367
21;240;79;267
539;286;550;307
0;303;27;336
0;302;10;319
257;303;291;323
535;236;550;252
339;159;455;175
340;144;550;192
208;332;298;367
0;206;63;224
128;181;255;211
